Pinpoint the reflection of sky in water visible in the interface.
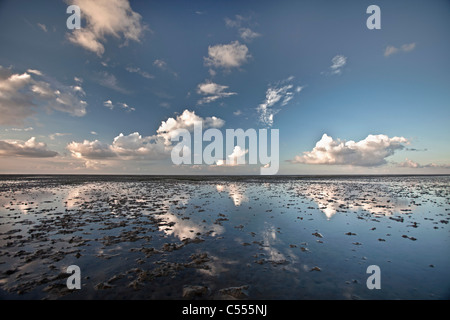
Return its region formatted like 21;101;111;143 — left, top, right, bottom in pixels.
216;184;247;206
158;211;224;240
299;182;414;219
0;176;449;299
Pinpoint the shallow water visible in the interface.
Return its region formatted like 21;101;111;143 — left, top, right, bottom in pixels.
0;175;449;299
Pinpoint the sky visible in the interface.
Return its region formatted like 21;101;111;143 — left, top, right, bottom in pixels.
0;0;449;175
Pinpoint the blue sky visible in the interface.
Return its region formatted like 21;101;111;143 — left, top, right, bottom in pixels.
0;0;449;174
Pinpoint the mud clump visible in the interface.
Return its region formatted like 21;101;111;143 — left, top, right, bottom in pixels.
218;285;250;299
182;285;210;299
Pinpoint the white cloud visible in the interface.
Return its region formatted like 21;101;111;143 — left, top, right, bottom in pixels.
66;0;146;56
384;46;398;57
239;28;261;41
0;137;58;158
157;109;225;145
125;66;154;79
110;132;165;159
153;59;178;78
27;69;43;76
204;41;250;69
67;110;225;165
67;139;116;159
292;133;408;167
197;82;228;95
196;81;236;105
153;59;167;69
103;100;114;109
30;81;56;98
384;43;416;57
37;23;48;32
401;43;416;52
257;77;303;127
329;55;347;75
96;71;129;93
397;158;450;169
103;100;135;112
0;67;34;125
68;29;106;57
67;132;167;163
224;15;260;42
117;102;135;112
5;127;34;132
0;65;87;125
233;110;242;116
398;158;420;168
216;146;248;166
224;15;246;28
49;132;71;140
208;68;216;77
50;87;87;116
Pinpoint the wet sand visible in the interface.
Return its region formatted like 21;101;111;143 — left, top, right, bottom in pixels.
0;175;449;300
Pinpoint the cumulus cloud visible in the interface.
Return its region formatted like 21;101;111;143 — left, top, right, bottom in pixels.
196;81;236;105
67;139;116;159
0;137;58;158
103;100;135;112
110;132;166;159
48;88;87;116
103;100;114;109
204;41;250;70
257;77;303;127
397;158;420;168
67;110;225;165
157;109;225;145
66;0;146;56
29;75;87;116
292;133;408;167
384;43;416;57
397;158;450;169
118;102;135;112
0;65;87;125
0;68;35;125
216;146;248;166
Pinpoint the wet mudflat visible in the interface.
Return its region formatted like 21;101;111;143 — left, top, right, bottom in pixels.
0;175;449;300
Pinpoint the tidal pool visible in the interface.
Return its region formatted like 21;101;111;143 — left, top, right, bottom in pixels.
0;175;449;299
